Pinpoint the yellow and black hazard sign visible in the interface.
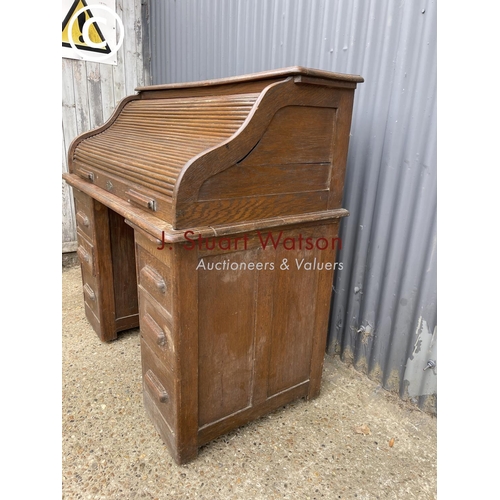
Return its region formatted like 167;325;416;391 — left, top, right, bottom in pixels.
62;0;111;55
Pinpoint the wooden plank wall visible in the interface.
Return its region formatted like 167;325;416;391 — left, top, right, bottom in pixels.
62;0;151;252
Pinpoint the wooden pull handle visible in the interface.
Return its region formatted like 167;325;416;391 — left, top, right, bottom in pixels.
77;245;91;264
140;265;167;294
143;313;167;347
76;167;95;182
145;370;169;403
76;210;90;227
126;189;156;211
83;283;96;301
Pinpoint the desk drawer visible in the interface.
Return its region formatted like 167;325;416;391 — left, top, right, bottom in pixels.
137;247;172;313
139;292;176;370
73;190;95;241
141;338;177;433
80;265;100;319
76;231;95;275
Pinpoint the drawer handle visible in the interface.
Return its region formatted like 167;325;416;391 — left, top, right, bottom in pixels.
76;210;90;227
126;189;156;211
143;313;167;347
145;369;169;403
77;167;94;182
83;283;96;301
77;245;91;264
140;265;167;294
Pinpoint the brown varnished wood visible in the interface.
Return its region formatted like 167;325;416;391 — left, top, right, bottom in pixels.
198;163;331;200
109;210;139;331
177;190;330;227
197;249;259;426
308;221;341;399
237;105;336;165
328;90;356;210
170;239;199;463
73;189;139;341
135;66;363;92
137;80;284;100
174;79;341;204
64;67;362;464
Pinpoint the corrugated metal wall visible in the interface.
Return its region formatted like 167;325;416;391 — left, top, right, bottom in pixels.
149;0;437;411
62;0;151;252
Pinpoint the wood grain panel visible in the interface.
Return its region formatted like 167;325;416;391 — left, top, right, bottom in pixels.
136;246;172;313
177;190;329;228
198;250;259;426
266;245;318;396
109;210;139;325
141;338;177;433
239;106;335;166
198;163;331;200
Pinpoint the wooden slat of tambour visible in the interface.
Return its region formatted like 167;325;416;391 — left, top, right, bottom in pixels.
74;152;183;181
113;119;248;134
124;106;253;116
77;142;197;175
82;138;198;174
101;129;235;146
73;92;260;212
77;142;184;180
73;157;177;194
108;126;241;139
127;112;254;119
120;117;252;124
122;105;256;118
124;105;255;112
73;153;175;192
93;127;217;144
91;134;216;158
72;159;175;196
118;109;254;117
73;160;175;197
75;148;185;176
131;93;259;105
74;145;180;181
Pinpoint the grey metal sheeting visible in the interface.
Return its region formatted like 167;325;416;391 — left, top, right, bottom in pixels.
149;0;437;411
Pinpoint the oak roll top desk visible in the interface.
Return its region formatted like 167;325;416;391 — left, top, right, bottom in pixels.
63;66;363;464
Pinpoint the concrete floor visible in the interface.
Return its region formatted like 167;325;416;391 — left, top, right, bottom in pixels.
62;265;437;499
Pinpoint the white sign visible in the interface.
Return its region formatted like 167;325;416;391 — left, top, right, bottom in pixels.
62;0;123;65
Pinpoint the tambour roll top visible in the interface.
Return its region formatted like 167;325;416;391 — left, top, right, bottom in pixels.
64;66;363;234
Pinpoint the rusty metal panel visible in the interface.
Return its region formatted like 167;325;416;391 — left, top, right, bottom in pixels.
148;0;437;411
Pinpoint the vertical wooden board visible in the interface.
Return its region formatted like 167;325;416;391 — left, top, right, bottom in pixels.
92;201;117;341
71;60;91;135
240;106;335;166
328;89;355;209
99;64;116;122
62;59;78;148
308;223;338;398
62;131;77;250
251;252;275;405
134;0;151;87
62;59;78;249
112;0;127;103
109;210;138;320
197;250;259;426
266;239;319;397
121;0;139;95
86;61;104;129
172;244;199;461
